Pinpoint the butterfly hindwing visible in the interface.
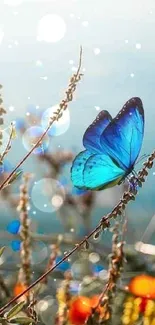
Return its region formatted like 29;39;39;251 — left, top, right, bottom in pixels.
100;97;144;171
83;110;112;154
71;150;92;188
83;153;125;190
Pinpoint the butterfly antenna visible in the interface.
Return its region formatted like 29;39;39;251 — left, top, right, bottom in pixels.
136;154;150;165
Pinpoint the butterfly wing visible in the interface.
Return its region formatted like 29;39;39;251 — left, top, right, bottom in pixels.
100;97;144;171
71;150;92;188
83;110;112;154
83;153;125;190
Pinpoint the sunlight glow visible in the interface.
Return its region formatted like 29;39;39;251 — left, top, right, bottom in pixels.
0;29;4;45
4;0;23;5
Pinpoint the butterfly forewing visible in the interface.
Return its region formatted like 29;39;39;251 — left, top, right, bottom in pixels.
83;110;112;154
100;97;144;171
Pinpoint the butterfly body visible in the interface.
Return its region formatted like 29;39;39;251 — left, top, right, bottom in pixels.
71;97;144;191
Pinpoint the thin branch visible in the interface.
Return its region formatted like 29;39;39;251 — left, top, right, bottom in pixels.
0;46;83;191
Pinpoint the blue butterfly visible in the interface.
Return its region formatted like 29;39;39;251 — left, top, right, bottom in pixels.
71;97;144;190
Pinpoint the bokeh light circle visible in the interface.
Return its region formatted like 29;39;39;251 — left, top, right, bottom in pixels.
71;259;93;280
31;241;48;265
0;159;13;174
22;126;49;155
15;117;26;131
37;14;66;43
31;178;65;213
55;256;70;272
98;269;108;280
89;252;100;264
7;220;20;234
79;276;103;296
41;105;70;136
26;104;45;121
11;240;21;252
93;264;105;276
37;296;58;325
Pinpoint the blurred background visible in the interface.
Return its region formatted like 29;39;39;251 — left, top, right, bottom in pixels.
0;0;155;241
0;0;155;287
0;1;155;324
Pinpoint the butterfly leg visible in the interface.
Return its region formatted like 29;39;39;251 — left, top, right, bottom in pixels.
136;154;149;164
128;171;141;194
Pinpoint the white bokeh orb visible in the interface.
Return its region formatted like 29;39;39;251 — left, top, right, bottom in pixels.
37;14;66;43
41;104;70;136
136;43;141;50
94;48;101;55
31;178;65;213
22;126;50;155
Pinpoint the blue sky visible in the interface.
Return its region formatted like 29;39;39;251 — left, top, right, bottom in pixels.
0;0;155;243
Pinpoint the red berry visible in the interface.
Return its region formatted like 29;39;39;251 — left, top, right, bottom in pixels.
68;296;91;325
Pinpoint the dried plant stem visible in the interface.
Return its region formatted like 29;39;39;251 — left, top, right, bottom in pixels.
102;225;125;321
0;84;6;148
87;220;125;324
43;244;60;284
0;47;83;191
17;174;32;303
27;296;38;324
0;123;15;163
56;271;72;325
0;138;155;315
